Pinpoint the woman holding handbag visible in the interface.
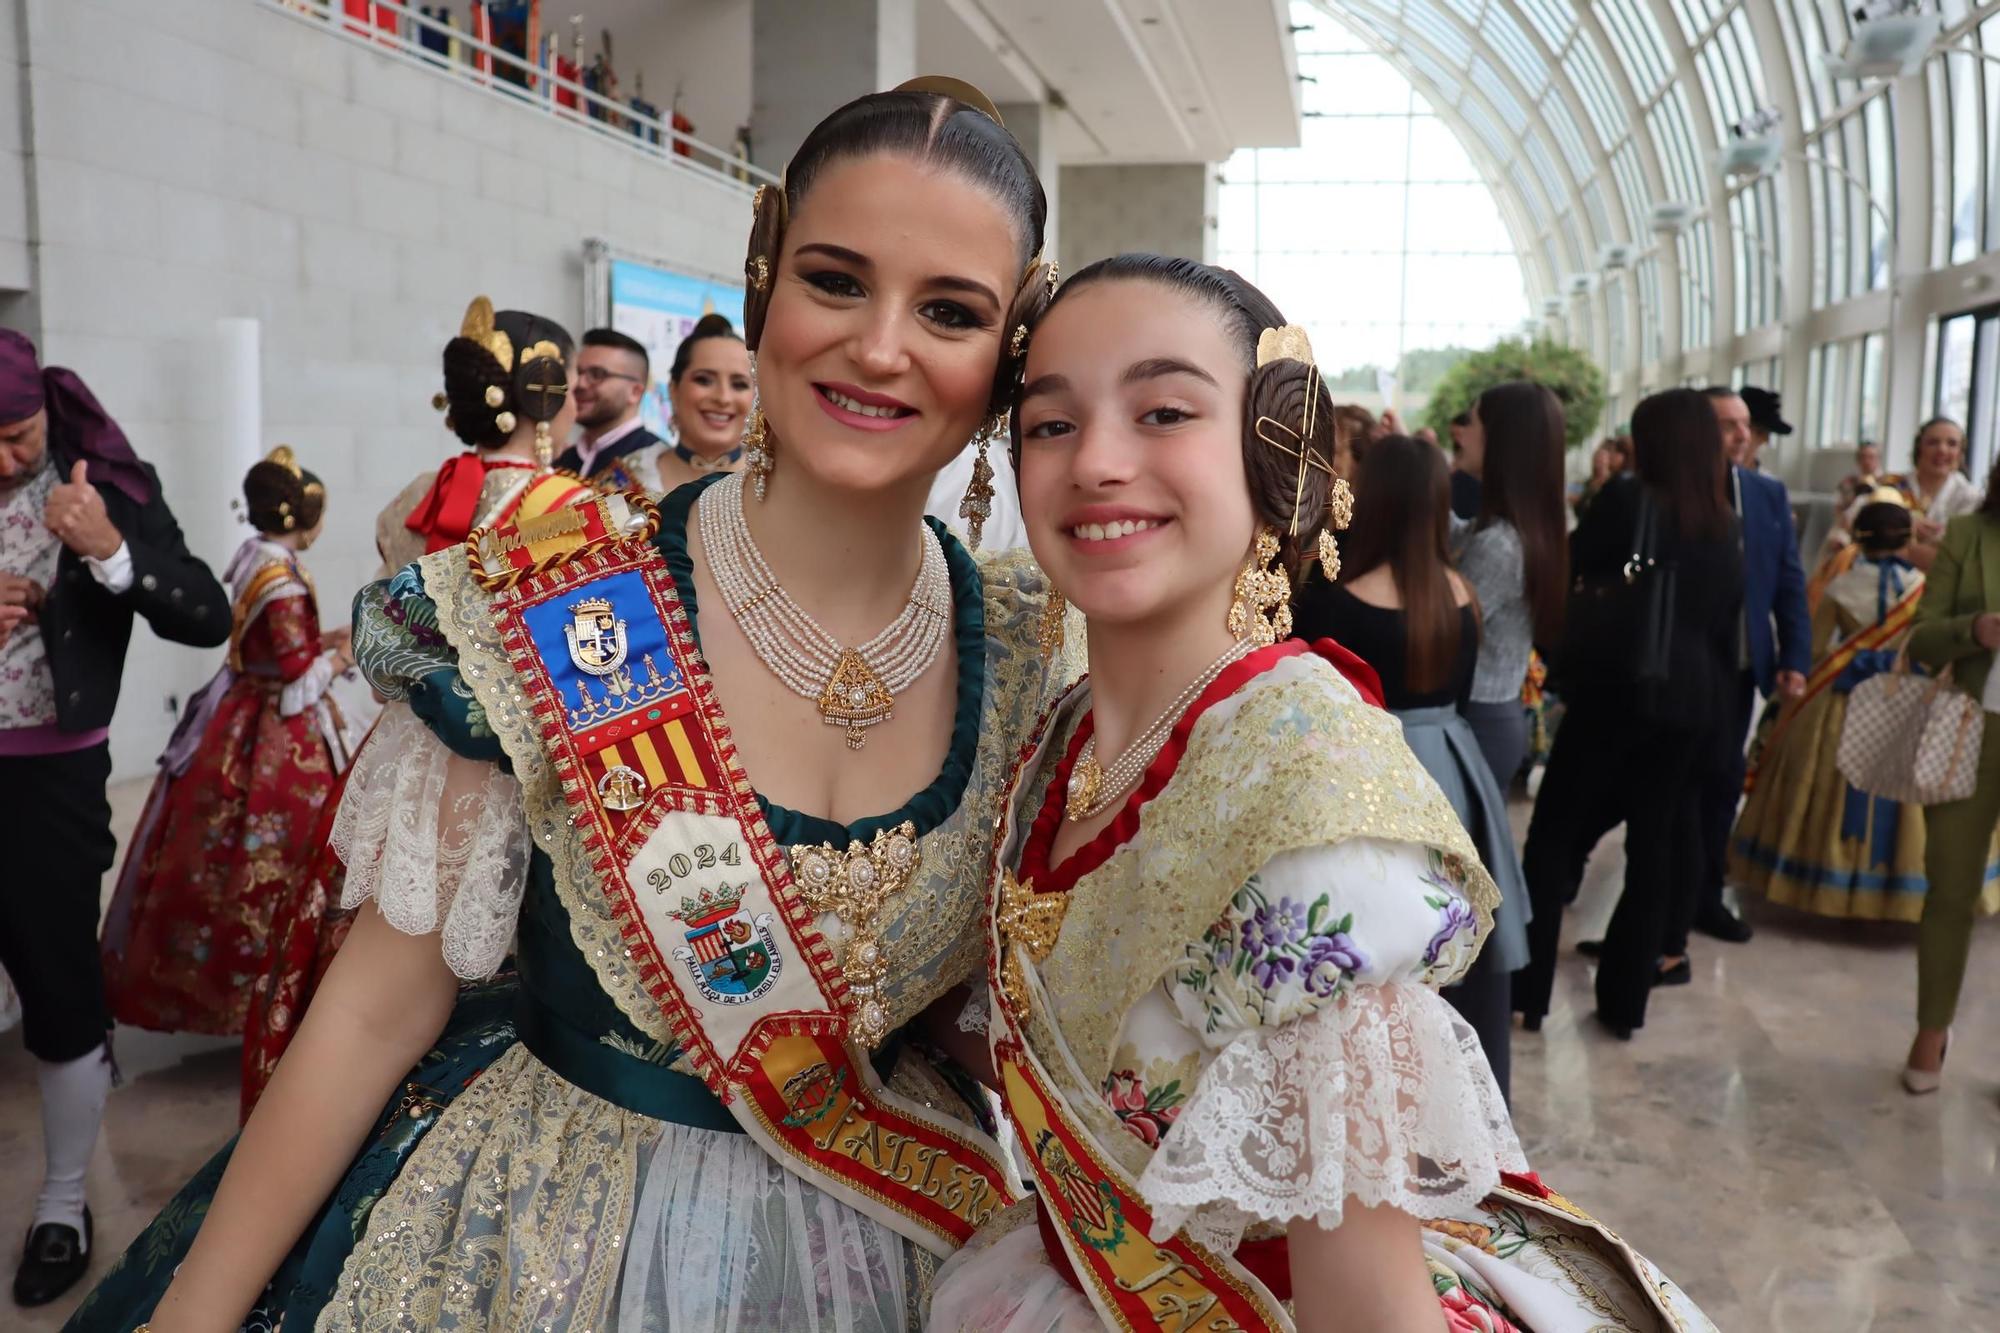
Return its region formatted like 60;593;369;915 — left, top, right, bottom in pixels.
1514;388;1743;1039
1901;473;2000;1092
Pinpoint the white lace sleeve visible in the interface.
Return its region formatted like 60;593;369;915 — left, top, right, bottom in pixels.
278;651;338;718
1136;983;1525;1251
331;702;531;980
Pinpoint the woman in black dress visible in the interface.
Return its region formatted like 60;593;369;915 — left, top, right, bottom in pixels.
1514;388;1744;1039
1295;434;1530;1099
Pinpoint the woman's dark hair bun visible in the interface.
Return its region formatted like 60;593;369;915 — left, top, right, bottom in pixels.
671;313;743;384
243;458;324;535
440;309;574;450
1853;500;1913;556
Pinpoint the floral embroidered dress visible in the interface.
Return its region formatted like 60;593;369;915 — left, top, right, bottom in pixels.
928;641;1717;1332
100;538;346;1035
70;474;1070;1333
237;459;550;1117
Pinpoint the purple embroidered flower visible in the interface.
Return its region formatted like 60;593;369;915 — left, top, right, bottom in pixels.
1424;897;1478;966
1240;896;1310;958
1301;932;1366;996
1251;952;1297;991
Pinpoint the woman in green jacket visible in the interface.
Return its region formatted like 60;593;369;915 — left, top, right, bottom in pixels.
1903;473;2000;1093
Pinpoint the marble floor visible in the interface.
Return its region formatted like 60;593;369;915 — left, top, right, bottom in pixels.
4;782;2000;1330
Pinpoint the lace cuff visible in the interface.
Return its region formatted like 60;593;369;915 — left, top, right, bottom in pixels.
331;702;531;979
279;652;338;718
1135;982;1524;1251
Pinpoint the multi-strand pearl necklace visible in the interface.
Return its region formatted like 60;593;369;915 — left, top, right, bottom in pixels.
700;471;951;750
1065;639;1255;822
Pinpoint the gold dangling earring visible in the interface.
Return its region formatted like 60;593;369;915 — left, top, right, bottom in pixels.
1319;476;1354;581
1037;583;1067;654
533;420;553;470
1227;528;1293;647
959;413;1001;550
743;354;773;501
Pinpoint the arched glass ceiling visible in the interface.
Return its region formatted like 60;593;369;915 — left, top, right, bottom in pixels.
1216;22;1531;390
1300;0;2000;459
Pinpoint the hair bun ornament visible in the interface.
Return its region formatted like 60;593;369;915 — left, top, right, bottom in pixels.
512;340;569;424
263;444;303;477
1256;324;1315;368
460;295;515;373
893;75;1005;126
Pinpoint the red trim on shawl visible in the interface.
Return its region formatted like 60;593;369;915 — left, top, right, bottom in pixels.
1018;639;1382;896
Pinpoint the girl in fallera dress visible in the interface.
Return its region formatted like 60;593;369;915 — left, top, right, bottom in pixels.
653;311;756;495
100;449;354;1037
75;79;1070;1333
926;254;1714;1332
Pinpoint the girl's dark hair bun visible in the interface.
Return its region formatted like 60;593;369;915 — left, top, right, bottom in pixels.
243;457;325;535
440;309;574;450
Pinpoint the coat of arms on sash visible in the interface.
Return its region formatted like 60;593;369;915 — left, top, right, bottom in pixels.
670;883;782;1004
565;594;631;689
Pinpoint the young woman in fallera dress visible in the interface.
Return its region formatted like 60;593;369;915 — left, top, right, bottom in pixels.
236;309;596;1119
75;80;1070;1333
925;254;1715;1332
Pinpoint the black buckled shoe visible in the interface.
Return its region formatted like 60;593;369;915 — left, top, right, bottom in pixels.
13;1207;91;1308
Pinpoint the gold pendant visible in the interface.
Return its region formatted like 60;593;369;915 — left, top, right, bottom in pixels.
817;650;894;750
791;821;921;1047
1064;752;1103;822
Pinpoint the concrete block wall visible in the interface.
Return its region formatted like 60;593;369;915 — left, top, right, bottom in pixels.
1058;163;1215;277
15;0;753;777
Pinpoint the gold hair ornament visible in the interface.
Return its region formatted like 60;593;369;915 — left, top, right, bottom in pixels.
485;384;507;409
263;445;302;478
1253;323;1349;581
460;295;515;373
893;75;1005;126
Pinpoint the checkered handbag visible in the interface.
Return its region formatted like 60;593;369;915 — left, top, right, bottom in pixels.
1837;657;1982;805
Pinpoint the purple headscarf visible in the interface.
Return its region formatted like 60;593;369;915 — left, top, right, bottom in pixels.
0;328;154;504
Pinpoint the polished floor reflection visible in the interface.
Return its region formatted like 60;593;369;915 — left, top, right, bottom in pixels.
4;783;1998;1329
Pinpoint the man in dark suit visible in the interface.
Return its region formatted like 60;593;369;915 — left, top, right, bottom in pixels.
1690;387;1809;946
554;328;666;489
0;330;228;1306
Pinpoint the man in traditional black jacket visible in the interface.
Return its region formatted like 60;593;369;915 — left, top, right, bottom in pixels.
0;329;229;1306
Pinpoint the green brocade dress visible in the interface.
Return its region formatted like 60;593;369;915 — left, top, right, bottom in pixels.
68;474;1066;1333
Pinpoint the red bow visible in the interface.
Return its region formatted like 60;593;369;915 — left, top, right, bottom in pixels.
405;454;500;553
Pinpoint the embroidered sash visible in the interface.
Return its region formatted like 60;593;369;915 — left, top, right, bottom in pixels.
465;528;1015;1253
984;694;1291;1331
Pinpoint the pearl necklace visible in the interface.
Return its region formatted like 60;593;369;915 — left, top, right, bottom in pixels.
1065;639;1255;822
700;471;951;749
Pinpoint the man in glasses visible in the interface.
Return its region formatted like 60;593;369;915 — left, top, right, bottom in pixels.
555;328;666;490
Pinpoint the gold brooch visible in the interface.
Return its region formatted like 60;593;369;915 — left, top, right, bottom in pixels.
790;821;921;1048
996;869;1068;1017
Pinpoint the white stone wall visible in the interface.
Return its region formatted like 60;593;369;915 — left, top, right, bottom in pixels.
14;0;752;777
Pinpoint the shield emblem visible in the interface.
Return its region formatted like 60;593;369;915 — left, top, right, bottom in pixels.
565;597;629;677
670;886;783;1006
